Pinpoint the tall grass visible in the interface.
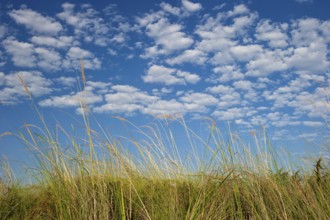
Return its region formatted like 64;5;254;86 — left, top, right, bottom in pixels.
0;71;329;219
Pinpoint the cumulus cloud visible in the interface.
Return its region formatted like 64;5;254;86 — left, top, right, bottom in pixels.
30;36;76;48
57;3;107;34
229;44;263;62
211;65;244;82
39;86;103;108
2;38;36;67
143;65;200;85
139;16;194;57
142;99;185;116
9;8;62;35
160;2;182;16
93;85;157;114
166;49;207;65
226;4;249;18
181;0;202;12
288;87;330;118
302;121;323;127
3;38;100;71
233;80;253;90
291;18;322;47
35;48;62;71
54;76;77;87
246;50;289;77
180;92;218;112
286;42;329;72
212;107;247;121
93;86;219;116
57;3;129;47
0;71;52;105
206;85;241;108
256;20;288;48
207;85;235;94
63;46;101;70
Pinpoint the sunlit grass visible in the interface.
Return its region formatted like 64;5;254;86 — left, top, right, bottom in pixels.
0;70;329;219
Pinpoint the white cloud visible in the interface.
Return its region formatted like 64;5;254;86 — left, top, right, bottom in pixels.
140;17;194;57
256;20;288;48
302;121;323;127
176;70;201;84
63;47;101;70
231;13;258;32
54;76;77;87
286;42;329;72
3;38;101;71
93;85;158;114
105;89;155;105
195;5;258;58
160;2;182;16
288;88;330;118
143;65;200;85
211;65;244;82
3;38;36;67
206;85;241;108
166;49;207;65
267;112;281;121
136;10;164;27
246;50;289;77
9;8;62;35
270;114;300;127
93;86;219;116
212;107;246;121
233;80;253;90
57;3;112;46
0;71;52;105
229;44;263;62
181;0;202;12
226;4;249;18
197;38;235;53
180;92;218;112
30;36;76;48
291;18;321;47
207;85;235;94
152;87;173;96
39;86;102;108
320;21;330;42
217;92;241;108
111;85;139;93
142;99;185;116
35;47;62;71
210;51;234;65
87;81;112;92
66;47;93;59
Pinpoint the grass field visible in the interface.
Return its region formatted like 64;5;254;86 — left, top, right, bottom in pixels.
1;74;329;219
1;113;329;220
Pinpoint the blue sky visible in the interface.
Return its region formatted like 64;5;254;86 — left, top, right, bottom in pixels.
1;0;330;174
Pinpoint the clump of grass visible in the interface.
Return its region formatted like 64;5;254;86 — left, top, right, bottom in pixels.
0;72;329;219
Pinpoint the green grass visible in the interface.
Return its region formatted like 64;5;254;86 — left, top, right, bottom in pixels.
1;113;329;220
1;72;329;219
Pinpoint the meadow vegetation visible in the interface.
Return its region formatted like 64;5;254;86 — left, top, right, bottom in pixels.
0;71;329;219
